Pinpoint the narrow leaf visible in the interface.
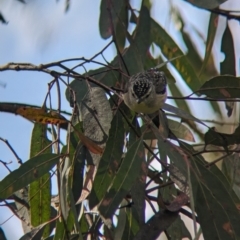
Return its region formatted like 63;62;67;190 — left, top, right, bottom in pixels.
98;138;145;218
0;153;60;199
133;211;178;240
163;103;207;127
29;124;52;238
184;0;227;9
198;76;240;99
220;23;236;117
151;19;201;90
199;13;219;76
88;111;125;209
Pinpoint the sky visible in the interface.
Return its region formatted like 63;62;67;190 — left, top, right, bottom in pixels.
0;0;239;239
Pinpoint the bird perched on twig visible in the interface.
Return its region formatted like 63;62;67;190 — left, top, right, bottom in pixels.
123;69;167;114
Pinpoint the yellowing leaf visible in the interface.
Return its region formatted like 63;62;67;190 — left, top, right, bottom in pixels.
16;107;68;125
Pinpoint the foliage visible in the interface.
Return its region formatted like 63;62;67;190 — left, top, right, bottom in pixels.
1;0;240;239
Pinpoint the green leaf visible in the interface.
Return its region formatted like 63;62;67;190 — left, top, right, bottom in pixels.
151;18;201;90
98;138;145;218
124;4;151;75
199;13;219;77
53;210;81;240
133;211;178;240
19;221;54;240
222;154;240;199
0;153;59;199
166;215;192;240
113;200;127;240
29;124;52;237
168;82;191;113
163;103;207;127
220;23;236;117
150;120;240;239
62;123;85;203
221;24;236;76
129;120;147;226
180;142;240;239
99;0;128;50
66;4;151;92
88;111;125;209
198;75;240;99
122;206;140;239
184;0;227;9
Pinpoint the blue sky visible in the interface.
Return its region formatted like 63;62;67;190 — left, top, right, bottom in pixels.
0;0;239;239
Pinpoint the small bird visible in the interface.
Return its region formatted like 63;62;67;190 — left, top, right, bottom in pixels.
123;69;167;114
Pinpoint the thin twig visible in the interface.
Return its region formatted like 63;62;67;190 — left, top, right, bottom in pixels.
168;95;240;102
146;181;174;194
0;137;22;164
0;159;12;172
145;195;158;214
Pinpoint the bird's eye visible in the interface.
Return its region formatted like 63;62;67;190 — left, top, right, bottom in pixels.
145;94;150;98
159;88;166;94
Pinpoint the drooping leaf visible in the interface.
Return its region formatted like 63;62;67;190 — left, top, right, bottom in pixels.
220;24;236;76
29;124;52;238
19;220;55;240
180;142;240;239
222;153;240;199
113;200;127;240
88;111;125;209
168;82;191;114
198;76;240;99
67;124;86;202
163;103;208;127
200;13;219;77
166;215;192;240
99;0;128;51
122;206;140;239
184;0;227;9
129;120;147;226
0;154;60;199
177;10;221;116
150;120;240;239
123;4;151;75
220;23;236;117
141;115;195;142
133;210;178;240
66;4;151;92
151;18;201;91
98;138;145;218
99;0;126;39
